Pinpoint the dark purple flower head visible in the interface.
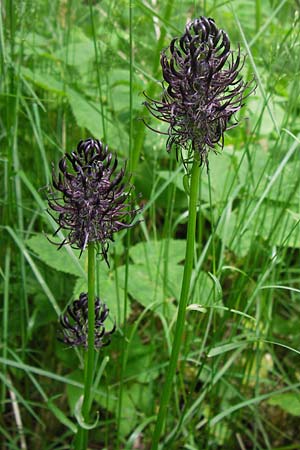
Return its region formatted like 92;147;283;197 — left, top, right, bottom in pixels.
144;16;254;164
59;292;115;349
48;138;136;262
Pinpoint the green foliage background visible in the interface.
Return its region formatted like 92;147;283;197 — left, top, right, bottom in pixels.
1;0;300;448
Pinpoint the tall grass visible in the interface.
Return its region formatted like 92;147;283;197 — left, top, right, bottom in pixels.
1;0;300;449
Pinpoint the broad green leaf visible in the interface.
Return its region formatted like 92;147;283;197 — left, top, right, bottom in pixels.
26;234;84;277
108;69;143;111
55;337;79;369
218;200;300;258
125;332;159;383
268;392;300;416
67;89;103;137
105;119;129;156
117;264;178;318
129;239;186;266
23;32;49;57
21;67;66;95
7;227;60;315
125;382;153;415
116;240;220;316
55;41;96;66
202;151;239;206
24;31;48;47
273;316;300;339
95;387;138;436
248;96;285;135
33;293;57;328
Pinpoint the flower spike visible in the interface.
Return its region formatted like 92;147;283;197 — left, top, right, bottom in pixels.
144;16;255;165
58;293;115;349
48;138;137;262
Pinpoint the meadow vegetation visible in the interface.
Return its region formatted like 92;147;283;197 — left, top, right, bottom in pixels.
1;0;300;448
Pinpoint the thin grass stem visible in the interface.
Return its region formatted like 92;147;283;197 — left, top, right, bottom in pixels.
1;246;11;411
255;0;261;32
89;0;106;142
116;0;134;443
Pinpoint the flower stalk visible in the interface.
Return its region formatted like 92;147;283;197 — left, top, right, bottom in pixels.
75;242;95;449
145;15;254;448
151;154;201;449
83;242;96;416
145;16;255;450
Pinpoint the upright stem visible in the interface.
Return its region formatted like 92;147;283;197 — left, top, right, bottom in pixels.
75;242;96;449
83;242;96;415
116;0;133;444
151;155;200;450
255;0;261;32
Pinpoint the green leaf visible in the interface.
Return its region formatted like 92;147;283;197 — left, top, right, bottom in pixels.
67;89;103;137
55;41;96;66
125;332;159;383
74;395;99;430
94;386;138;437
192;271;216;307
26;234;84;277
187;304;255;321
23;32;49;57
208;341;248;357
268;392;300;416
47;398;77;434
125;382;153;415
108;69;143;112
237;151;300;205
202;152;239;206
33;293;57;327
66;370;83;415
219;200;300;258
21;67;66;95
129;239;186;266
114;239;219;318
117;264;178;318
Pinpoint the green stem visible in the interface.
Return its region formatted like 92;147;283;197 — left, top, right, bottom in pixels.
255;0;261;32
116;0;133;444
89;0;106;142
83;242;96;414
75;242;96;449
151;155;201;450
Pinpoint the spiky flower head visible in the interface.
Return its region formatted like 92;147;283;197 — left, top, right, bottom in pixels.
48;138;136;262
59;292;115;349
145;16;254;164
